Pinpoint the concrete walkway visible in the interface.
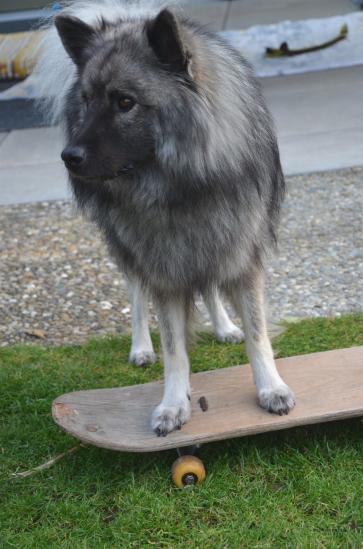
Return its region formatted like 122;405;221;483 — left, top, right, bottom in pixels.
262;66;363;175
186;0;356;31
0;0;362;205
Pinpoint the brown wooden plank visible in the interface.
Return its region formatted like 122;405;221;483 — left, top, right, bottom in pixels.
52;346;363;452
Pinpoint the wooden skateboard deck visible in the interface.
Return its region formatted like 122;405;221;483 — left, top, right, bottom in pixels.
53;346;363;453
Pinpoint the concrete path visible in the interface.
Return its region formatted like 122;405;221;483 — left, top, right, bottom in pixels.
0;0;362;205
186;0;356;31
0;127;68;204
262;66;363;175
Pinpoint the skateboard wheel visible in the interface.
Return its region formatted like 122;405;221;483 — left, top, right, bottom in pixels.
171;456;206;488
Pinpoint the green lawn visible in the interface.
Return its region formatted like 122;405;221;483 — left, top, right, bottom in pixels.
1;315;362;548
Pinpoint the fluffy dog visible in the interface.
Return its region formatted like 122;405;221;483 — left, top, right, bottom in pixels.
35;0;295;435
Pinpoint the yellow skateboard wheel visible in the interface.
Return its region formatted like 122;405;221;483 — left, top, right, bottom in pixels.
172;455;206;488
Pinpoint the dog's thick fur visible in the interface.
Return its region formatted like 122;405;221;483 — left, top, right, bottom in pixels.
35;0;295;435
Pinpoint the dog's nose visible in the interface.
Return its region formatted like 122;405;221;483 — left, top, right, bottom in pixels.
61;146;86;167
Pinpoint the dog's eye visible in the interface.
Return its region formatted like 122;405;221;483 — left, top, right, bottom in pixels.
117;96;135;112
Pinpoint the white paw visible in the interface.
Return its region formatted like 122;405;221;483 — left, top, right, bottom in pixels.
258;384;295;415
151;400;191;436
129;349;157;367
215;325;244;344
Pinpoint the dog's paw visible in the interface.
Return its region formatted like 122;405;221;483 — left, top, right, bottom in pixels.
129;350;157;367
215;325;244;344
258;385;295;415
151;400;191;436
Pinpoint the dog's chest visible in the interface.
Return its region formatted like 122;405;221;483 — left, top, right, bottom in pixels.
103;200;250;291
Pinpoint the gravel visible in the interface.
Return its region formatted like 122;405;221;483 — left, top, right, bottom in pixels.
0;167;362;346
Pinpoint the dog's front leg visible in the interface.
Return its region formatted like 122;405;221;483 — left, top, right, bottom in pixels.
127;276;157;366
151;297;191;436
230;270;295;415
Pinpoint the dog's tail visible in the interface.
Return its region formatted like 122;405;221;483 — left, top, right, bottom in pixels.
33;0;178;125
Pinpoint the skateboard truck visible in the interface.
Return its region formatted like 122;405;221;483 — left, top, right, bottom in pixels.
265;24;348;58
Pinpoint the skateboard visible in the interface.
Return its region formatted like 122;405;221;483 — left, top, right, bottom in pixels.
53;346;363;487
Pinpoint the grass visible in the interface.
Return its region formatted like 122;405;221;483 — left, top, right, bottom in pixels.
1;314;363;548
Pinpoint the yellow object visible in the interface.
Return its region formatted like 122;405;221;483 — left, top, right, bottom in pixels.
0;30;44;80
171;455;206;488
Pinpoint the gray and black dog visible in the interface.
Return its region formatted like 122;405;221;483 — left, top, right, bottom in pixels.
35;0;295;435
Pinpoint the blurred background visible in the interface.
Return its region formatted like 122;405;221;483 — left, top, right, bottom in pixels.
0;0;362;346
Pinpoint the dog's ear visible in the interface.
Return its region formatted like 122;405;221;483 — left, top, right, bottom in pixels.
147;9;188;71
55;15;97;67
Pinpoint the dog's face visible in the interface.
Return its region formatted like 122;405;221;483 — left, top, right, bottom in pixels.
62;49;157;181
56;10;191;181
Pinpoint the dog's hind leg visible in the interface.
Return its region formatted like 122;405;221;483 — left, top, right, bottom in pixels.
127;276;157;367
203;287;244;343
228;270;295;415
151;296;191;436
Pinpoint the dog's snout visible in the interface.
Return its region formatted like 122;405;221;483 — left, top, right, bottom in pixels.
61;146;86;168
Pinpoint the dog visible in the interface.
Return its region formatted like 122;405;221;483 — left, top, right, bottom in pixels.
35;0;295;436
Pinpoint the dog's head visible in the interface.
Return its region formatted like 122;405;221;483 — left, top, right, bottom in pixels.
56;10;194;181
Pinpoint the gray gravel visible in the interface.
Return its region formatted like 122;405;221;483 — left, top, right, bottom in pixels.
0;167;362;346
267;167;363;320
